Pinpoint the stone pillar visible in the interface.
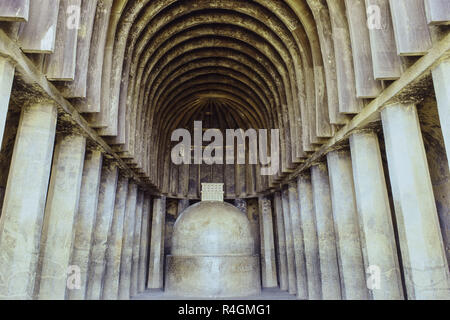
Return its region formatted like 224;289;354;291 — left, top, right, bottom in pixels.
258;196;277;288
281;187;297;295
432;60;450;171
147;196;166;289
0;57;14;148
178;199;190;215
138;194;151;293
234;198;247;214
349;131;404;300
288;182;308;300
274;192;288;291
381;103;450;299
246;199;260;255
102;176;129;300
37;134;86;300
118;183;138;300
297;174;321;300
86;163;119;300
327;150;368;300
311;164;341;300
130;190;144;297
68;150;103;300
0;103;57;300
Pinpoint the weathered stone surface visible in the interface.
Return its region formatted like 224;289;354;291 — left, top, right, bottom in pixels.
288;182;308;300
86;163;119;300
273;192;288;291
147;196;166;289
0;57;14;148
327;150;368;300
382;103;450;299
432;60;450;171
247;199;260;255
118;183;138;300
130;190;144;297
177;199;189;215
165;255;261;298
234;198;247;214
0;0;449;301
311;164;342;300
297;174;321;300
37;133;86;300
0;103;57;300
281;187;297;295
68;150;103;300
258;196;277;288
171;202;254;256
166;201;260;297
137;194;151;293
350;131;404;300
417;101;450;270
102;176;128;300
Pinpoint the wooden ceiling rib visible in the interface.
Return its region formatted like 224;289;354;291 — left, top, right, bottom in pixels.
110;0;313;192
3;0;441;196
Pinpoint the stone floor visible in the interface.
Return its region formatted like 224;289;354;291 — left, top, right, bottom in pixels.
133;287;298;300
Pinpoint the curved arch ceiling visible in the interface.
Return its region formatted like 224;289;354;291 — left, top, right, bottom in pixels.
84;0;364;198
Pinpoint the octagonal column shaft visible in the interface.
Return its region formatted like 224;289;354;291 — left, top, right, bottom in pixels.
327;150;368;300
274;192;288;291
431;60;450;172
281;187;297;295
147;196;166;289
37;133;86;300
311;164;342;300
86;163;119;300
0;103;57;300
297;174;321;300
130;190;144;297
0;57;14;149
118;183;138;300
178;199;190;215
258;196;277;288
102;176;129;300
234;198;247;214
138;194;151;293
68;150;103;300
288;182;308;300
349;130;404;300
381;103;450;299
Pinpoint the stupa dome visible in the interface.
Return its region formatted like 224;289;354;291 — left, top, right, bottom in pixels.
171;201;255;256
165;201;261;298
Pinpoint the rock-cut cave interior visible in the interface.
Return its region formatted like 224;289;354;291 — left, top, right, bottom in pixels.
0;0;449;301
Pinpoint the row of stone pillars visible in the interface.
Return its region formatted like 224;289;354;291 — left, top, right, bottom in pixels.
0;54;449;299
0;83;168;298
264;101;450;300
234;197;278;290
242;60;450;300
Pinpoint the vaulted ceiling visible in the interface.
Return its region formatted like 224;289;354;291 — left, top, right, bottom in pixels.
9;0;403;198
80;0;367;197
